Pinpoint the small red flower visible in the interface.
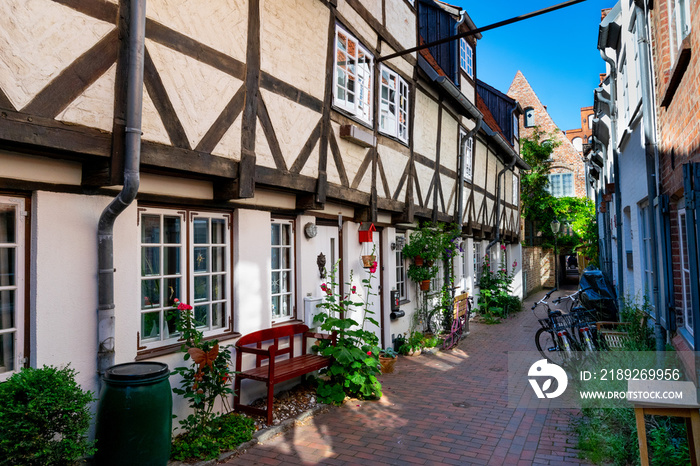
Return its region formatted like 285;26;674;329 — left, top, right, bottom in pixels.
320;283;327;291
367;351;372;355
501;244;506;251
369;261;378;274
351;286;357;294
178;302;192;311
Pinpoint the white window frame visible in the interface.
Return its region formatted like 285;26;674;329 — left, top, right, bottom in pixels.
0;197;25;381
379;65;409;143
669;0;691;61
333;25;373;125
547;173;574;198
139;208;231;350
679;209;693;334
271;219;295;323
461;128;473;183
459;240;469;292
396;234;408;301
639;204;655;314
473;242;483;290
460;38;473;78
512;173;519;205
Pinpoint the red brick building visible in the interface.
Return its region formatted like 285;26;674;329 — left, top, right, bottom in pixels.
508;71;587;199
648;0;700;349
564;106;594;154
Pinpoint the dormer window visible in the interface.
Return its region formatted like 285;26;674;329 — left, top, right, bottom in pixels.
333;25;373;125
460;38;473;79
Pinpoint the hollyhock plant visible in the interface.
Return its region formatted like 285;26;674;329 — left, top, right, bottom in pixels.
313;246;382;405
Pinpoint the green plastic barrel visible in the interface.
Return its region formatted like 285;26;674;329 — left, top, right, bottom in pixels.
94;362;172;466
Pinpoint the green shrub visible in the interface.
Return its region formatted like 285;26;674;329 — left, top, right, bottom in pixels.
0;365;96;466
170;413;255;461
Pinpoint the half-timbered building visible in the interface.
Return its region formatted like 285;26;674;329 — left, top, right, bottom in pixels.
0;0;525;422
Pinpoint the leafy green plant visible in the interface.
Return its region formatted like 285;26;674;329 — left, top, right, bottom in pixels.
170;300;241;460
170;413;255;461
313;256;382;405
406;263;437;283
422;335;441;348
379;347;398;358
476;246;521;323
0;365;96;466
619;297;655;351
398;331;424;355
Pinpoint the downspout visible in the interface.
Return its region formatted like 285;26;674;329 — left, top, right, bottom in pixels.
599;49;625;313
592;127;613;283
97;0;147;377
635;4;665;351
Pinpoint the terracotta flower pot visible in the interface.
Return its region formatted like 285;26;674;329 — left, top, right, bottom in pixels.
379;356;397;374
414;256;424;266
362;255;376;268
420;280;430;291
407;348;421;356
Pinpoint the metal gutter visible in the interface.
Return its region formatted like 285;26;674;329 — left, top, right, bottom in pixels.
97;0;147;378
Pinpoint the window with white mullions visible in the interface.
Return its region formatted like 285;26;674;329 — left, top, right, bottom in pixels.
396;234;407;300
0;197;25;381
679;210;693;334
639;204;655;313
139;208;231;349
334;25;373;124
473;242;482;290
547;173;574;198
460;38;473;78
191;215;230;332
669;0;691;60
461;128;473;182
379;66;410;143
271;220;295;321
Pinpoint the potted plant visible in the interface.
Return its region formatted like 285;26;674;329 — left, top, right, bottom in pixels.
378;347;398;374
398;331;424;356
401;224;441;265
406;264;437;291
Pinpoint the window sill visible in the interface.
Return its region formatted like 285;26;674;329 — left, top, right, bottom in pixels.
340;124;376;148
135;330;240;360
661;37;692;108
399;298;411;305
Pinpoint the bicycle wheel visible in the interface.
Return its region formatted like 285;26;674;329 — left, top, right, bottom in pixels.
535;328;567;365
579;328;596;352
428;309;447;335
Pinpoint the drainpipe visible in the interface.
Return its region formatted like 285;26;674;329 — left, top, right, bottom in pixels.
635;4;665;351
599;49;625;314
97;0;147;377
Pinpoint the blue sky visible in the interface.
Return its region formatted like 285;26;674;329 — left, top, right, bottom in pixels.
455;0;614;132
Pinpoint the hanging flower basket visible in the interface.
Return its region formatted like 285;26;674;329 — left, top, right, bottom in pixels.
414;255;424;266
361;255;376;268
419;280;430;291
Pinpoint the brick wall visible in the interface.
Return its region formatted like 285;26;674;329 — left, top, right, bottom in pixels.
508;71;587;198
649;1;700;340
522;246;555;296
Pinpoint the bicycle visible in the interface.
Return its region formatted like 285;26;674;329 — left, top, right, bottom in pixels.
552;288;598;352
532;289;577;365
442;294;471;350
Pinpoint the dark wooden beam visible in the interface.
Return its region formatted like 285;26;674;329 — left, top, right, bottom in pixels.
143;47;191;149
140;141;237;178
329;129;349;187
145;20;245;81
239;0;261;199
0;87;16;112
255;166;316;192
23;29;119;117
259;72;323;113
82;160;112;187
257;94;287;171
289;120;322;174
195;85;245;153
296;192;324;211
350;148;373;190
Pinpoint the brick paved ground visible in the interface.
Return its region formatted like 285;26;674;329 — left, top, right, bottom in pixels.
226;283;591;465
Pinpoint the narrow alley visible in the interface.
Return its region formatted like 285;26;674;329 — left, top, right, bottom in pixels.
227;284;590;466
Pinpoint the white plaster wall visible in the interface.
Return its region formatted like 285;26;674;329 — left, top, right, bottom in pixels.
146;0;247;65
414;90;439;159
261;0;328;101
233;209;271;335
378;144;409;201
473;138;487;190
31;192;139;397
415;163;435;206
56;64;115;132
260;89;322;175
440;111;459;173
0;0;115;110
381;43;414;79
331;121;372;192
385;0;416;53
140;173;213;199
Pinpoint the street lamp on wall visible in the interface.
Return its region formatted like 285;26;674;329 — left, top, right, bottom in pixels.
550;219;560;290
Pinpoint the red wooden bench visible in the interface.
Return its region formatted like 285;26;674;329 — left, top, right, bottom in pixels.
233;323;335;425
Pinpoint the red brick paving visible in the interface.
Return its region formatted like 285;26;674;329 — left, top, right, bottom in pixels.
226;285;591;465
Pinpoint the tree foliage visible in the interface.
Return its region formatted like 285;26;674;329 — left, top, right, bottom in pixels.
519;127;598;261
